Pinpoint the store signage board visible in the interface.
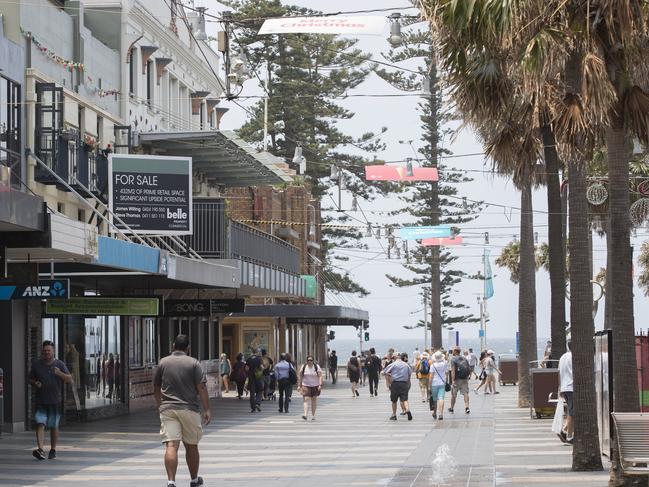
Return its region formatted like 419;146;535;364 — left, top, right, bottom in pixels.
46;297;160;316
285;317;359;326
258;16;386;36
109;154;192;235
164;299;246;317
398;226;451;240
0;279;70;300
365;165;439;182
421;236;463;246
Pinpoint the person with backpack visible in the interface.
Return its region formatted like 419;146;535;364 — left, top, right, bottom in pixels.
347;351;361;397
449;346;471;414
245;349;264;413
274;353;296;414
366;348;382;396
416;352;431;403
298;355;322;420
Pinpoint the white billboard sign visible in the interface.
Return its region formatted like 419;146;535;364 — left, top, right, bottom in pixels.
258;16;386;36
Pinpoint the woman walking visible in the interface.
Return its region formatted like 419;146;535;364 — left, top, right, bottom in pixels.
430;351;449;420
347;351;361;397
220;353;232;393
232;353;247;399
274;353;295;414
298;355;322;420
483;350;502;394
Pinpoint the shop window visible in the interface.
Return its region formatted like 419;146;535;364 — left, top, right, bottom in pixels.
128;317;142;366
144;318;157;364
83;316;122;408
42;318;59;357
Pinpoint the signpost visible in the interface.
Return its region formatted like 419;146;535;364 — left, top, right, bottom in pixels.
0;279;70;300
398;225;451;240
45;297;161;316
109;154;192;235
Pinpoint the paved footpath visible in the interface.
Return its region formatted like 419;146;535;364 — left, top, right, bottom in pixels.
0;379;610;487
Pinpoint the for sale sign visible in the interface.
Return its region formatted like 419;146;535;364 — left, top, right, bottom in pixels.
109;155;192;235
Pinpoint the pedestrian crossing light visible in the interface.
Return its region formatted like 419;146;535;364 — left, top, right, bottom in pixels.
364;331;370;342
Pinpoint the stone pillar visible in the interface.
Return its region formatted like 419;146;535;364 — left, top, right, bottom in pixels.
278;318;286;355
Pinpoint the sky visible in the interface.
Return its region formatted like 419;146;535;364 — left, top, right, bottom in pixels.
203;0;649;341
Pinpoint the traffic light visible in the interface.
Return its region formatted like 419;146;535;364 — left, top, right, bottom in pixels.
364;331;370;342
328;330;335;341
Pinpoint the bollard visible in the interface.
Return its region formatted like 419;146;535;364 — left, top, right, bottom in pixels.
0;368;4;436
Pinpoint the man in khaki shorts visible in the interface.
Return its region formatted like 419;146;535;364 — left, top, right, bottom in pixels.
154;335;211;487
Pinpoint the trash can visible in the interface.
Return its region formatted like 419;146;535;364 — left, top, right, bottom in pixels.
0;368;4;436
498;354;518;385
530;367;559;419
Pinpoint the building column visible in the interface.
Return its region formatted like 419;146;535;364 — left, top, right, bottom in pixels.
278;318;286;355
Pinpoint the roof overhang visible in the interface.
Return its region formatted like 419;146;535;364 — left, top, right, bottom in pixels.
137;130;295;186
230;304;369;327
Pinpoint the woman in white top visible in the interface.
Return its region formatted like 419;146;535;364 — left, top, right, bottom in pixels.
483;350;502;394
298;355;323;420
429;351;449;420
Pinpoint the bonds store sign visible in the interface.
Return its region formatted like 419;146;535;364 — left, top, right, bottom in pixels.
109;154;192;235
164;299;246;316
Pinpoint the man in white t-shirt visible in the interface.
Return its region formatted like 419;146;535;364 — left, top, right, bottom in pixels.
467;348;479;379
558;341;573;444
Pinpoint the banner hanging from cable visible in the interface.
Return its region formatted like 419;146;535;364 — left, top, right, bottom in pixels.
421;236;463;246
257;16;387;35
364;165;439;181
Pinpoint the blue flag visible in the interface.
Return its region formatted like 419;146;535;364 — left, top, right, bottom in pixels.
484;249;494;299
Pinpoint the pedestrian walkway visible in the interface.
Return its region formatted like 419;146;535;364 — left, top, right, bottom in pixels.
0;379;609;486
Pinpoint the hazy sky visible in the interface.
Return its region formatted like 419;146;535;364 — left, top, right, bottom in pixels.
206;0;649;341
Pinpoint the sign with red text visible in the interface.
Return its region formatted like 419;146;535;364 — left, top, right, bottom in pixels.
421;236;463;246
365;165;439;182
258;16;386;36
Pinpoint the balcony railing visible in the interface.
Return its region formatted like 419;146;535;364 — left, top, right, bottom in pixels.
182;199;301;274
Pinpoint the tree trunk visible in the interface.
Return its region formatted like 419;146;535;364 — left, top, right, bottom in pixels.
568;159;604;470
430;246;442;349
541;121;567;364
517;175;537;407
606;106;642;487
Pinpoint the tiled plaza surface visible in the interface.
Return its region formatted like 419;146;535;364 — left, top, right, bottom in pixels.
0;378;610;486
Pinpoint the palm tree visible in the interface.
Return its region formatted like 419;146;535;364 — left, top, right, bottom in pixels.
417;0;603;469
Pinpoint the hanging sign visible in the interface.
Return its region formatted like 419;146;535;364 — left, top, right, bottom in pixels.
398;225;451;240
365;165;439;182
0;279;70;300
164;299;246;317
421;236;463;246
258;16;387;36
109;154;192;235
46;297;161;316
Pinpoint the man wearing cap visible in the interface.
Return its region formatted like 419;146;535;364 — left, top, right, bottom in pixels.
382;352;413;421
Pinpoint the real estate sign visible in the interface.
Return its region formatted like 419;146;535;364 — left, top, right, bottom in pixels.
109;154;192;235
46;297;161;316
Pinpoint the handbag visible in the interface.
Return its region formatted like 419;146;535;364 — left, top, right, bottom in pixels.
433;363;451;392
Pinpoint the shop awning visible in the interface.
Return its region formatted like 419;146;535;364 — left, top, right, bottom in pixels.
230;304;369;327
137;130;295;186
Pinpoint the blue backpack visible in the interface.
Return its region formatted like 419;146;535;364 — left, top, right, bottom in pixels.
419;359;430;375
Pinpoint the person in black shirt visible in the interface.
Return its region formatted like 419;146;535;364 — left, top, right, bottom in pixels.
328;350;338;384
366;347;382;396
245;349;264;413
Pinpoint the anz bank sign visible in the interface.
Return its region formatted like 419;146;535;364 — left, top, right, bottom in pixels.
0;279;70;300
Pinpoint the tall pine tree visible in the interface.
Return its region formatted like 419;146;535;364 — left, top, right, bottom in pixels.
375;27;480;346
222;0;393;297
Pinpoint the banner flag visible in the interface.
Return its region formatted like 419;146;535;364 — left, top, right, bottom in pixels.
484;249;494;299
258;16;386;36
365;165;439;182
421;236;463;246
398;225;451;240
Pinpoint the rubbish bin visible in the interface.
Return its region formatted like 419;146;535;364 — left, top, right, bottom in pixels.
530;367;559;419
498;354;518;385
0;367;4;436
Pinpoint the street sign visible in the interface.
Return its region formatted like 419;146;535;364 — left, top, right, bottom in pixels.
164;299;246;317
109;154;192;235
398;225;451;240
45;297;161;316
0;279;70;300
365;165;439;182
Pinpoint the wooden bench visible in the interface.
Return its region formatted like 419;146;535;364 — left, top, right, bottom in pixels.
611;412;649;476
